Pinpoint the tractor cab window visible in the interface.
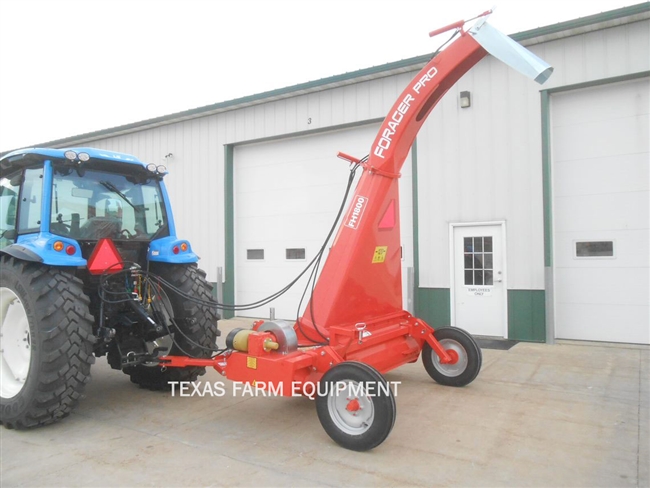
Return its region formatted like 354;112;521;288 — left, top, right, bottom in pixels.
0;172;20;249
50;165;168;241
18;167;44;236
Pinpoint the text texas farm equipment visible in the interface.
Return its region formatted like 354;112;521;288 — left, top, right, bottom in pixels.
161;11;553;450
0;10;551;450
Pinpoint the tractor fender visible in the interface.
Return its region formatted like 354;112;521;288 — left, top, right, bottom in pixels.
0;243;43;263
148;236;198;264
3;233;87;266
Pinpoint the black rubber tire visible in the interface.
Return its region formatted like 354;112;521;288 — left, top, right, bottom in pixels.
124;263;219;390
422;327;482;387
316;361;396;451
0;256;95;429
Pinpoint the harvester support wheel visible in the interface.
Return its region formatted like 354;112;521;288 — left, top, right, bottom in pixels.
0;256;95;428
124;263;219;390
316;361;396;451
422;327;482;387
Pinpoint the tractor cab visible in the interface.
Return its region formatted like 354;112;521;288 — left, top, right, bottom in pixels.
1;148;220;429
0;147;195;267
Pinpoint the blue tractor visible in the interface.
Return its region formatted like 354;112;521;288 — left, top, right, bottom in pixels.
0;147;220;428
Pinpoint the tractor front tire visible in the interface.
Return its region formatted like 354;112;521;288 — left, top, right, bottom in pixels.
0;256;95;429
124;263;219;390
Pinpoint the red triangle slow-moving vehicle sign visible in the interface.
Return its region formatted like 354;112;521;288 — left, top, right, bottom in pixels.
87;238;124;275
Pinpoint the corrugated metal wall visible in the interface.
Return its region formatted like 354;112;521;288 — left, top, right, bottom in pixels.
86;18;649;293
416;19;650;290
90;72;417;281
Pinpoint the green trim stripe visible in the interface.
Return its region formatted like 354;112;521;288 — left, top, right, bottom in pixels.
511;2;649;43
411;138;420;311
415;288;451;328
508;290;546;342
416;287;546;341
546;70;650;95
541;90;552;267
223;144;235;319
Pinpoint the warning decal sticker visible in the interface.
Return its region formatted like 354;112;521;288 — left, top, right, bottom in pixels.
372;246;388;263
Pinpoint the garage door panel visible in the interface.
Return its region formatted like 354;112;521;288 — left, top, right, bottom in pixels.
238;165;351;194
555;303;650;343
238;187;354;217
238;213;341;243
552;78;649;127
234;123;390;319
552;114;649;162
554;229;650;268
554;191;649;232
553;153;649;197
555;267;649;306
552;78;649;344
236;262;316;316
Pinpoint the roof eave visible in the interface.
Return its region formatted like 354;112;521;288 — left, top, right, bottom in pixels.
6;2;649;153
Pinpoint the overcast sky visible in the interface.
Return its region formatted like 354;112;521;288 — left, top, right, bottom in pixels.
0;0;641;152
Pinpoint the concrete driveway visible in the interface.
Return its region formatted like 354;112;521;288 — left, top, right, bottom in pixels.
1;318;648;487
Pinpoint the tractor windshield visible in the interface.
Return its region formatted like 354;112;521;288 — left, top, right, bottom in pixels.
50;164;169;241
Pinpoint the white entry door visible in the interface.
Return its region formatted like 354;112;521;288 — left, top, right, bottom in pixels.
452;223;507;337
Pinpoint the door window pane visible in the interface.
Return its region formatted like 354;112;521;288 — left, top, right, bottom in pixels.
464;270;473;285
484;236;493;252
463;235;494;286
474;270;484;286
485;270;494;286
473;237;483;252
464;237;472;252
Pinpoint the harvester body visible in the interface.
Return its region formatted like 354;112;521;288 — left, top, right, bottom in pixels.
162;11;553;450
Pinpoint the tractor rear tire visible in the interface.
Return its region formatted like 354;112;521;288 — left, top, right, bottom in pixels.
0;256;95;428
124;263;219;390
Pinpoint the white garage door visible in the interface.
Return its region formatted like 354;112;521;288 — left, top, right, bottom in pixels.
552;78;649;344
235;123;414;320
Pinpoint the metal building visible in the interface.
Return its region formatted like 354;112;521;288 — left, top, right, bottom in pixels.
29;4;650;344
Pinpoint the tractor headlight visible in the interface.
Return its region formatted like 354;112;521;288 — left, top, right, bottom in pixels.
146;163;167;175
78;152;90;162
64;150;77;161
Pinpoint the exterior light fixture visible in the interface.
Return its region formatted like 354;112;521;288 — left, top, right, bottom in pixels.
460;90;471;108
146;162;168;175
